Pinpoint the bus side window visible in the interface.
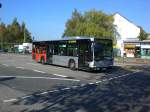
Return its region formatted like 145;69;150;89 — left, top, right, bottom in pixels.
54;44;58;55
48;44;53;55
59;44;66;56
67;44;78;56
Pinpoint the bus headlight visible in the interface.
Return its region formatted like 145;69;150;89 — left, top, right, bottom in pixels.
89;61;95;68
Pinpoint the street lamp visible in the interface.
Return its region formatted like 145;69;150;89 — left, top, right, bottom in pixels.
0;3;2;50
24;24;26;43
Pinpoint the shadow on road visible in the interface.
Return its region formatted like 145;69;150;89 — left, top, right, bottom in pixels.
126;65;150;72
0;77;16;81
11;71;150;112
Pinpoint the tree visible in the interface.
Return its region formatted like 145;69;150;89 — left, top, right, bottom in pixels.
138;27;148;41
0;18;32;51
0;23;6;49
1;18;32;43
9;18;21;43
21;22;32;43
0;22;6;40
63;9;84;37
63;9;115;41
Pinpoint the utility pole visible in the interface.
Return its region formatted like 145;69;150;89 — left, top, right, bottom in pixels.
0;3;2;50
0;27;3;50
23;24;26;43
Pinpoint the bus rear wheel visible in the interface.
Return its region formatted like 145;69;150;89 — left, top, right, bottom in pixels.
69;60;76;70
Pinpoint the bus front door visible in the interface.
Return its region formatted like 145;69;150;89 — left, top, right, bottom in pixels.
78;42;91;68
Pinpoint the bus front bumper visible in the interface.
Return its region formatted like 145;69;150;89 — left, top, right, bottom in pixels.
88;60;113;69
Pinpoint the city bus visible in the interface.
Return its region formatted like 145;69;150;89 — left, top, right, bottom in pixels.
32;37;113;70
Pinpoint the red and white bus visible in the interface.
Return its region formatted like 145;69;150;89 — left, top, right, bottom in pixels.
32;37;113;70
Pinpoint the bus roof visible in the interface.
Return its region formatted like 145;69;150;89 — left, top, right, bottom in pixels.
33;36;112;43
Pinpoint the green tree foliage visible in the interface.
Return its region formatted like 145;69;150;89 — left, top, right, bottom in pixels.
0;18;32;45
63;9;115;41
21;22;32;43
0;22;6;41
138;27;148;41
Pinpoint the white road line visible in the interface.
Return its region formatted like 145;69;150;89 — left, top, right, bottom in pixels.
53;73;68;78
95;71;138;84
61;87;70;90
72;86;78;88
32;69;46;74
89;83;94;85
95;81;101;84
3;98;18;103
26;63;39;66
3;72;139;103
16;67;24;69
0;76;80;82
37;90;59;95
2;64;9;67
22;95;32;99
48;90;59;92
39;91;49;95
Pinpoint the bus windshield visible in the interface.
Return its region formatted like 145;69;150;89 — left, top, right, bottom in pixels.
94;39;113;61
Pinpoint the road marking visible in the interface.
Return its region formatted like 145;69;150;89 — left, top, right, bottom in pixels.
2;64;9;67
95;71;138;84
89;82;94;85
32;69;46;74
26;63;39;66
16;67;24;69
0;76;80;82
53;73;67;78
3;98;18;103
33;70;68;78
3;71;139;103
72;86;78;88
22;95;32;99
37;90;59;95
39;91;49;95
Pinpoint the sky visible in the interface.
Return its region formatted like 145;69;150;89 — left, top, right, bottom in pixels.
0;0;150;40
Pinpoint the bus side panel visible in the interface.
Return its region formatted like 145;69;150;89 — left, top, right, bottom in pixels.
52;55;78;68
93;60;113;68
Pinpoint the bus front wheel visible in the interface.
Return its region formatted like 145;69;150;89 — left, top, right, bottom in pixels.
69;60;76;70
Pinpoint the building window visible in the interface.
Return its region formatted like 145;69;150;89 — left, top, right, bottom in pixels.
143;49;150;56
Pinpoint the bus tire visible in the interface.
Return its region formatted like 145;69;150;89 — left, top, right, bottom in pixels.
69;60;76;70
41;57;45;65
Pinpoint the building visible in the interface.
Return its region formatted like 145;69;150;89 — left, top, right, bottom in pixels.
124;40;141;58
140;40;150;59
124;40;150;59
113;13;140;57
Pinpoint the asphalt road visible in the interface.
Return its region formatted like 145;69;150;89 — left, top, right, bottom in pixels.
0;53;150;112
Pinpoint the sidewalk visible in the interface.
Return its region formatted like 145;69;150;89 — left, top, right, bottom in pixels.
115;57;150;65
